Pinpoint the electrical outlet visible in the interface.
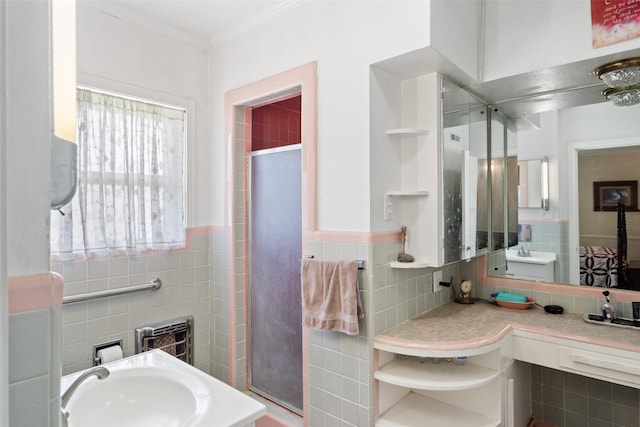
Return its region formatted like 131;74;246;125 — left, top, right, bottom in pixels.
432;270;443;292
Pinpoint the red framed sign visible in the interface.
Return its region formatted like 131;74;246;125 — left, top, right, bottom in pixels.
591;0;640;48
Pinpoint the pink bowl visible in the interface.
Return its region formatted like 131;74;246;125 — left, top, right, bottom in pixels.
494;298;535;310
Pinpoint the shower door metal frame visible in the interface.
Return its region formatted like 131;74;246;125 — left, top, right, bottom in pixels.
247;144;303;415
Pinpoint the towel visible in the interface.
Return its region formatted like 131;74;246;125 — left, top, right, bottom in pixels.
301;259;363;335
492;292;528;303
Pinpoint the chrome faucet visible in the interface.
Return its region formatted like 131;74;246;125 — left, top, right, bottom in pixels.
61;366;110;427
517;246;531;257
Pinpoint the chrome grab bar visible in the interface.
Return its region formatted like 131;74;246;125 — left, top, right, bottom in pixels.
62;278;162;304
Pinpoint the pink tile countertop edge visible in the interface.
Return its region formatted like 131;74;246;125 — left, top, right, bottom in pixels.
375;301;640;354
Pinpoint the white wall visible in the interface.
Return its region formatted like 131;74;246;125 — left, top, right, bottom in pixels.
6;1;52;276
517;102;640;222
209;1;431;231
558;101;640;216
483;0;640;81
517;112;560;220
431;0;480;81
76;3;210;227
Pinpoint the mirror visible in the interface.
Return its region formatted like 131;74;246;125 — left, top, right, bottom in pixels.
488;109;518;253
469;49;640;290
441;78;488;263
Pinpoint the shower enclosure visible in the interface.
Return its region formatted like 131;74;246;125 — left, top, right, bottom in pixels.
249;145;303;413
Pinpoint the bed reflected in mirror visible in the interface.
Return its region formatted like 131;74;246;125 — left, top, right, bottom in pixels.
576;146;640;291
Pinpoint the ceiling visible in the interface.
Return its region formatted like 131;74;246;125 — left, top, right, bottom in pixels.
88;0;296;44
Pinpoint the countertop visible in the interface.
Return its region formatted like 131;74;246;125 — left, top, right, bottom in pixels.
374;300;640;355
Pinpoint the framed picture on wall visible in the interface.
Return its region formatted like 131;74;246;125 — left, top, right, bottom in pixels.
593;180;638;211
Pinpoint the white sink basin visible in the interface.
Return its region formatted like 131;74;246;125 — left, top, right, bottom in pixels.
505;250;556;281
505;249;556;265
61;350;266;427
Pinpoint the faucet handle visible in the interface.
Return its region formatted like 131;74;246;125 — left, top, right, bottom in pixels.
61;407;70;427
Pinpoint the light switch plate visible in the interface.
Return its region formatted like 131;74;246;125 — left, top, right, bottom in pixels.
432;270;443;292
383;195;393;221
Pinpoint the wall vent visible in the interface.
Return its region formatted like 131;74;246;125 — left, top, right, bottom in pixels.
135;316;194;365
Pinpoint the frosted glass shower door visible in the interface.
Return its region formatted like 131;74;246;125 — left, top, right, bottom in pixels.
249;145;302;413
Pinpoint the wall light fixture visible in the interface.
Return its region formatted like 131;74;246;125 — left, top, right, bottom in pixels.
593;58;640;107
51;0;77;209
541;156;549;211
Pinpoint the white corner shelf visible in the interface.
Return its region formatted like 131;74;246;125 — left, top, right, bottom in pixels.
375;358;500;391
385;190;429;197
376;392;500;427
386;128;429;137
390;261;433;269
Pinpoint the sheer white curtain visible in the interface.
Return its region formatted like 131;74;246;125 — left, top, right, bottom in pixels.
51;88;185;260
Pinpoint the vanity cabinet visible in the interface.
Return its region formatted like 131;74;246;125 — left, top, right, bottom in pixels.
371;70;487;268
374;347;503;426
374;300;640;427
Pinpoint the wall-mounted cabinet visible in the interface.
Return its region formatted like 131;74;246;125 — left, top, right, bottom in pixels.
370;70;488;268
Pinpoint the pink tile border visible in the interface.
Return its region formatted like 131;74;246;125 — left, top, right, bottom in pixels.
8;272;63;314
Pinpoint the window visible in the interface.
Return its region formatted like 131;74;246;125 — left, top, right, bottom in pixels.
51;88;186;260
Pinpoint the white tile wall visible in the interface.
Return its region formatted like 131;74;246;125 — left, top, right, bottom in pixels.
55;233;211;375
211;231;230;381
49;224;491;427
9;307;59;427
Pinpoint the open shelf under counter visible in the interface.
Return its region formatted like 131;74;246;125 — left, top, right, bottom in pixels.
385;128;429;137
375;357;500;391
376;392;500;427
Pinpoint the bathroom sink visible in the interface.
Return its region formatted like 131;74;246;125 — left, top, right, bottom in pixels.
505;250;556;281
505;249;556;265
61;350;266;427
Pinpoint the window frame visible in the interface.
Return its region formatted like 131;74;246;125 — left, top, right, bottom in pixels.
77;72;195;232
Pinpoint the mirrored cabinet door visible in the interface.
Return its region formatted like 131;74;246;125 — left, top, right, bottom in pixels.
441;78;488;263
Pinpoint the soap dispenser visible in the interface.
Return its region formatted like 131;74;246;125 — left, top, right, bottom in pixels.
601;290;616;321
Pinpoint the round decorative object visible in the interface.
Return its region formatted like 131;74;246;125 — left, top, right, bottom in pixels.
460;280;472;293
455;280;474;304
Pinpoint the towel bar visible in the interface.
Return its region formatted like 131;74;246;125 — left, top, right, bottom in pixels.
304;256;365;270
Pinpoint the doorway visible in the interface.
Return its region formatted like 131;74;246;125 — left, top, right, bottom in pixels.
248;96;303;413
568;137;640;285
224;62;317;423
